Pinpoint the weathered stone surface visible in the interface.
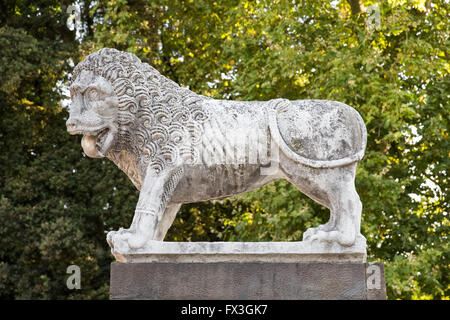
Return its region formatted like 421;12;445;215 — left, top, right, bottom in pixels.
110;261;386;300
67;48;368;256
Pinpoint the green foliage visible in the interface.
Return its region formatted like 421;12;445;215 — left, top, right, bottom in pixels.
0;0;448;299
385;245;449;299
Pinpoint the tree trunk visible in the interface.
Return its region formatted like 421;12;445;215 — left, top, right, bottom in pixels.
347;0;362;15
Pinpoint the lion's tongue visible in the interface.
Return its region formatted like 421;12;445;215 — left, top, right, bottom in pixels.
81;135;103;158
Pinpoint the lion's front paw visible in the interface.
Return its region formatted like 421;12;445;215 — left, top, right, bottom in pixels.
107;228;150;252
107;228;133;252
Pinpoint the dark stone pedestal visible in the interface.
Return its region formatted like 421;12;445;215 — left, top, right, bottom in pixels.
110;262;386;300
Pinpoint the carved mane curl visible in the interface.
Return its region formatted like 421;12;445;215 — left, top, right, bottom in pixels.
72;48;210;184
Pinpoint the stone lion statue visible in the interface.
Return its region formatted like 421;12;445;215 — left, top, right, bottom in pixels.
66;48;367;253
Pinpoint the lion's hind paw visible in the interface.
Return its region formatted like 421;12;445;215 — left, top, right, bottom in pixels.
309;229;356;247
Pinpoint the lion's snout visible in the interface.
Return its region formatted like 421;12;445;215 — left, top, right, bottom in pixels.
66;117;79;134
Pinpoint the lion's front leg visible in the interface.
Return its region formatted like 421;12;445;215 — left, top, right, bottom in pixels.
107;167;184;251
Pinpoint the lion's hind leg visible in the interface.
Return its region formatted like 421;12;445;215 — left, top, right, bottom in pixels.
307;173;363;247
284;174;340;243
281;157;362;247
304;164;362;247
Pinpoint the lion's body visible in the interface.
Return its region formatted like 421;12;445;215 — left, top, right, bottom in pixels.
67;48;367;251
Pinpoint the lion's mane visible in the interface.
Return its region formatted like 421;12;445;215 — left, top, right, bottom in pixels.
72;48;210;184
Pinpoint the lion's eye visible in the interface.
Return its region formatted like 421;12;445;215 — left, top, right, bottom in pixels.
86;88;100;101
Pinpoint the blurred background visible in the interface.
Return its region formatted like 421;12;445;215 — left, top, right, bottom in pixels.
0;0;448;299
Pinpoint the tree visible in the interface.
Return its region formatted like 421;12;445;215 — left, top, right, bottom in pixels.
0;0;448;299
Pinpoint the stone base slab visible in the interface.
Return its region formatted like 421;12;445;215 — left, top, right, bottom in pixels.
110;261;386;300
111;237;367;263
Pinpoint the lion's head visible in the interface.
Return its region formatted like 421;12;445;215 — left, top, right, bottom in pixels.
67;48;209;187
67;69;119;158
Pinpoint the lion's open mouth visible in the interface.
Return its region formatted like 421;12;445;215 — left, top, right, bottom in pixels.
79;127;111;158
